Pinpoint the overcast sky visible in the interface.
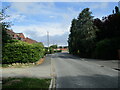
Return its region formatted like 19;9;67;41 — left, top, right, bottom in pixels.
2;2;118;46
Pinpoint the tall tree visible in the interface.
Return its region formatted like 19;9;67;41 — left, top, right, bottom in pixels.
68;18;77;54
76;8;98;57
0;6;12;46
68;8;98;57
115;6;119;13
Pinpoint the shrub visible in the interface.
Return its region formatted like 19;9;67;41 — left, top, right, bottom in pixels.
2;40;45;64
94;38;120;59
57;50;62;52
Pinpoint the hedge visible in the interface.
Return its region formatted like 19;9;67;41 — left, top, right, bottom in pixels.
94;38;120;59
2;40;45;64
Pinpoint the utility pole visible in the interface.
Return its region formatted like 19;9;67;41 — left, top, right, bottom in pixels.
47;31;49;51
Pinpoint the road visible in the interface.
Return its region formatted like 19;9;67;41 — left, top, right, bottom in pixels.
51;52;119;88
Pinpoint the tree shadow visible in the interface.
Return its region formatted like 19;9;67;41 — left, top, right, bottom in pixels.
52;52;80;60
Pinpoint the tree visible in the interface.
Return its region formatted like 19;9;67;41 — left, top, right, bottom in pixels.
68;18;77;54
50;45;57;49
100;14;120;39
93;18;103;41
115;6;119;13
93;5;120;59
0;6;12;46
68;8;98;57
69;5;120;59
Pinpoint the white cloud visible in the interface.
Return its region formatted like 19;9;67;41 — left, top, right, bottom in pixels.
4;2;112;46
3;2;76;46
11;23;69;37
4;14;26;22
10;2;56;15
9;2;79;19
11;22;70;46
49;15;55;18
90;2;109;10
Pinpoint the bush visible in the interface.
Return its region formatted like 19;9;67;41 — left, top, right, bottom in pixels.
94;38;120;59
2;40;45;64
57;50;62;52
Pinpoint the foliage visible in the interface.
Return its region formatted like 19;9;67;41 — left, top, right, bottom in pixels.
2;28;12;45
0;6;12;46
93;7;120;59
115;6;120;14
94;38;120;59
95;14;120;41
45;45;62;54
68;18;77;54
45;47;49;54
50;45;57;49
68;8;98;57
68;5;120;59
47;45;57;54
49;47;54;54
2;40;45;64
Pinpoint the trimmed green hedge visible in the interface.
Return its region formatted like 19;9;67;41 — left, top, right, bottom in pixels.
94;38;120;59
2;40;45;64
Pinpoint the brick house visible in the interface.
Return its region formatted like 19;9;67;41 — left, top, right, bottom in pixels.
6;29;38;44
24;37;37;44
15;33;26;41
6;29;15;39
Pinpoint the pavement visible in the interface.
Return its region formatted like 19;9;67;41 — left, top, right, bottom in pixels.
1;54;51;79
51;52;119;88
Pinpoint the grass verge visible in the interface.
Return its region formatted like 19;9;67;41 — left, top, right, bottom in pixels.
2;77;51;89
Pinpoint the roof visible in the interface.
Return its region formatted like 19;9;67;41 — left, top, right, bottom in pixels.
6;29;38;44
25;37;38;44
6;29;15;36
16;33;25;39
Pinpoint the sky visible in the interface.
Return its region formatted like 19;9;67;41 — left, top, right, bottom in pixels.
1;1;119;46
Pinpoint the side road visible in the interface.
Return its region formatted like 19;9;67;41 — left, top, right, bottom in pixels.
2;54;51;79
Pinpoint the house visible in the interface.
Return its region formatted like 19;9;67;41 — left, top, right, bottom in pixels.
24;37;38;44
6;30;25;41
6;29;15;39
15;33;26;41
6;29;38;44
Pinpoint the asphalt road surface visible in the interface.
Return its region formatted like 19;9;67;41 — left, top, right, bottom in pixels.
51;52;119;88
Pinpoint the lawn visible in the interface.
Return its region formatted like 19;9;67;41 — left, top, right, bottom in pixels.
2;77;51;89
